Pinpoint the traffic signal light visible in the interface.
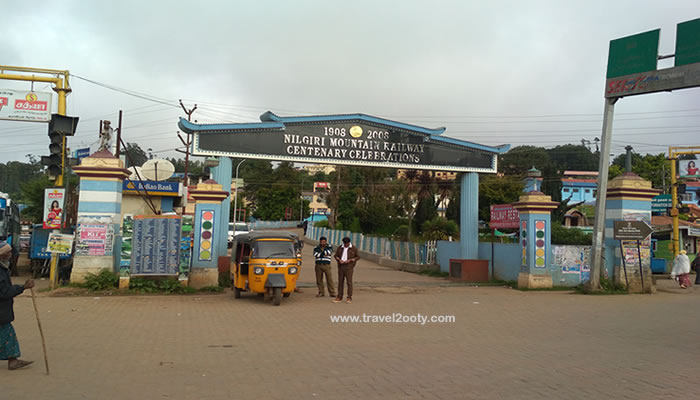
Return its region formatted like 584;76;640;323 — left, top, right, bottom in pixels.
45;114;79;180
46;129;63;178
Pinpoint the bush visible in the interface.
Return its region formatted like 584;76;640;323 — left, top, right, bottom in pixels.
422;217;459;241
313;220;330;228
349;217;362;233
129;277;196;294
82;269;119;291
551;224;592;245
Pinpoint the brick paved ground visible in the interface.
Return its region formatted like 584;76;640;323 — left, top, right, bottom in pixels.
3;247;699;399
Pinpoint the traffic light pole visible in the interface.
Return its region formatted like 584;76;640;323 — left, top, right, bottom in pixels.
669;146;700;258
0;66;71;289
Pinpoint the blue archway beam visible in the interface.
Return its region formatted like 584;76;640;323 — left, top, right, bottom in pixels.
178;111;510;155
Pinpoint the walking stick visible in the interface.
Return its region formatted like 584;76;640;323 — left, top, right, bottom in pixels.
29;287;50;375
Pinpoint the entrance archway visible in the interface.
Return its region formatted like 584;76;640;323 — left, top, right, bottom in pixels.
179;111;510;276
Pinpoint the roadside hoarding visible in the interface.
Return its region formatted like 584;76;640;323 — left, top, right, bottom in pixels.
0;89;52;122
43;188;65;229
678;159;700;178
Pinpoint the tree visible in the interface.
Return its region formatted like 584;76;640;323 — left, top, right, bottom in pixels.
547;144;598;172
610;152;670;190
478;175;524;222
0;155;44;198
123;143;148;168
19;175;53;223
413;197;438;236
499;146;552;175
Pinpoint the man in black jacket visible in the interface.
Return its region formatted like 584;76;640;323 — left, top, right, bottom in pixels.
0;242;34;370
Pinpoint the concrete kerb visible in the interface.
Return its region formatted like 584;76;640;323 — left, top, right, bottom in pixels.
303;236;438;274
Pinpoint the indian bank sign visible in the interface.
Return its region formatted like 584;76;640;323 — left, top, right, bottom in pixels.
0;89;52;122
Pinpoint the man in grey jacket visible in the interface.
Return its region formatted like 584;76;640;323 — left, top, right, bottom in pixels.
0;242;34;370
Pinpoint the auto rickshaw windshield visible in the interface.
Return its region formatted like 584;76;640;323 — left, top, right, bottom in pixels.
252;240;296;258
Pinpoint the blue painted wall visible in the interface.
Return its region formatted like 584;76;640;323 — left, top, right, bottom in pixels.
561;181;597;204
437;241;522;281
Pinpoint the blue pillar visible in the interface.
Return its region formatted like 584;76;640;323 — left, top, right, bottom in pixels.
211;157;232;260
71;152;130;283
460;172;479;259
188;181;229;288
513;192;558;288
604;173;657;293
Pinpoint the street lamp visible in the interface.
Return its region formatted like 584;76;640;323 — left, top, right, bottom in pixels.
233;159;246;234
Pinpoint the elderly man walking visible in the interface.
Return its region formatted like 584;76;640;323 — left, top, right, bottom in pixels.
0;242;34;370
333;237;359;304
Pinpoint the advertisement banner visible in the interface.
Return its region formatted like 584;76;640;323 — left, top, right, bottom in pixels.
679;159;700;178
0;89;52;122
47;233;74;254
43;188;66;229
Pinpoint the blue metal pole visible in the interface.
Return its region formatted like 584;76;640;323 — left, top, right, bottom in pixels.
211;157;232;259
460;172;479;259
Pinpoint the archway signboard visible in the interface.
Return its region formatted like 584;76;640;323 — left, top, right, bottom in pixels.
178;111;507;173
179;111;510;278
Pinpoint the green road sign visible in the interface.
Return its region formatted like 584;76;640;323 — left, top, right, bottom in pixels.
676;18;700;67
606;29;659;78
652;194;672;212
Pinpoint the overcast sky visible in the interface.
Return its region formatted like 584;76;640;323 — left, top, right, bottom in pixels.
1;0;699;164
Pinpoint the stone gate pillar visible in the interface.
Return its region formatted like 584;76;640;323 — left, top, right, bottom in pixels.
71;150;130;282
604;172;659;293
514;191;558;289
188;179;229;288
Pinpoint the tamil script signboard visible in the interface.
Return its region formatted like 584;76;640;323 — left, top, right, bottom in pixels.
181;112;507;173
613;220;653;241
130;215;181;275
651;194;673;212
489;204;519;229
0;89;52;122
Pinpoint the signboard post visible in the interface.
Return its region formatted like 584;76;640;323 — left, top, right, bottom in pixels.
590;17;700;291
613;220;653;292
47;233;74;254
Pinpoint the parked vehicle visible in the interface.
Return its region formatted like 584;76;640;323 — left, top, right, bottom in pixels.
29;224;72;278
228;222;249;247
0;192;21;274
230;231;302;306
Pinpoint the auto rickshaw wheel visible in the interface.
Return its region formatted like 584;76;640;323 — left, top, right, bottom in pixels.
233;287;241;299
283;292;290;298
272;288;282;306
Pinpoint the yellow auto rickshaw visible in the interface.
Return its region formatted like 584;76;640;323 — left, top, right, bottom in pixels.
231;231;303;306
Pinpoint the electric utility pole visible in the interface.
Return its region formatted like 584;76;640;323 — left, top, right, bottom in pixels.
178;100;197;188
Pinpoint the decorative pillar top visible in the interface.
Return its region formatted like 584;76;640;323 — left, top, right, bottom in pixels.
513;191;559;213
189;179;229;202
72;150;130;180
607;172;660;200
